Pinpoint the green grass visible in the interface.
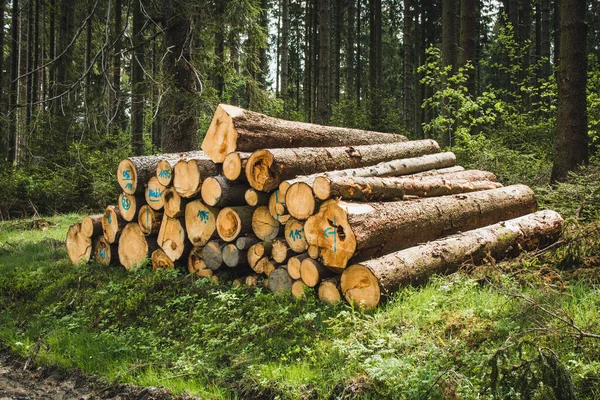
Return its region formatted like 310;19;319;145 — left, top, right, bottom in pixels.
1;167;600;399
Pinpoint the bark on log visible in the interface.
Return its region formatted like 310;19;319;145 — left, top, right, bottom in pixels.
291;280;310;299
409;165;465;177
305;185;538;272
285;183;319;220
222;243;248;267
246;140;441;192
287;253;309;280
102;205;126;244
268;268;293;293
300;258;335;287
272;238;291;263
217;206;255;242
152;248;176;271
145;176;167;211
236;235;260;250
223;152;251;181
245;188;270;206
188;247;213;277
66;223;92;264
172;153;221;198
92;236;118;266
201;175;249;207
268;190;290;223
81;215;103;238
157;215;188;261
163;188;191;218
118;154;167;195
118;222;158;270
252;206;282;241
202;103;408;163
408;169;496;182
318;277;342;304
279;152;457;197
340;210;564;309
184;200;219;246
118;193;143;222
138;205;163;235
203;239;226;270
285;218;308;253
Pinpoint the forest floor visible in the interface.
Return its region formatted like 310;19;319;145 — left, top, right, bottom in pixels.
1;162;600;399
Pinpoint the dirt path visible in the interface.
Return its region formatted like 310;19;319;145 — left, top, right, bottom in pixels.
0;349;196;400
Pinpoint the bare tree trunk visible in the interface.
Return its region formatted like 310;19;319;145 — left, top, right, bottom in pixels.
111;0;123;133
458;0;477;95
332;0;342;103
316;0;330;124
541;0;551;78
215;0;225;98
0;0;5;158
368;0;382;129
403;0;414;134
151;24;161;148
131;0;145;155
356;0;361;106
7;0;19;163
281;0;290;101
346;0;355;98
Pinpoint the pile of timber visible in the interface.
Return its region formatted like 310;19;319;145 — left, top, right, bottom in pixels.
66;104;564;309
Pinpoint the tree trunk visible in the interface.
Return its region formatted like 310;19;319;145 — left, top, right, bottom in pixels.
184;200;219;246
7;0;19;163
0;0;5;159
188;247;213;277
458;0;477;95
118;223;158;270
66;223;92;264
403;0;415;133
442;0;457;71
316;0;330;124
202;104;407;162
346;0;355;97
368;0;382;129
332;0;342;102
245;139;440;192
341;210;563;309
541;0;551;78
247;242;272;269
111;0;123;133
131;0;145;155
201;176;249;207
304;185;538;271
551;0;588;182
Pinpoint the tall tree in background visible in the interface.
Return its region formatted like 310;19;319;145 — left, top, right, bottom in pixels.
316;0;330;124
0;0;6;158
551;0;588;182
280;0;290;101
131;0;144;155
111;0;123;133
368;0;382;129
7;0;19;163
458;0;477;95
403;0;415;133
346;0;356;99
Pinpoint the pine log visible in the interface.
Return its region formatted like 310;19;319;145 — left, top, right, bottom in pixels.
247;242;272;268
102;205;126;244
188;247;213;277
300;258;334;287
252;256;269;274
157;215;188;261
409;166;465;177
246;140;441;192
318;277;342;305
172;153;221;198
285;182;319;220
184;200;219;246
284;218;308;253
236;235;260;250
217;206;255;242
245;188;270;206
163;188;190;218
251;206;282;241
152;248;176;271
408;169;496;182
156;159;175;187
272;238;291;264
203;239;226;270
291;280;310;299
243;274;265;287
305;185;538;272
268;268;293;293
279;152;457;197
268;190;290;223
201;103;408;163
118;193;143;222
222;243;248;268
81;214;103;238
287;253;309;280
223;152;251;181
66;223;92;264
138;205;163;235
307;245;320;259
92;236;118;266
264;260;277;277
118;222;158;270
145;176;167;211
341;210;564;309
201;175;249;207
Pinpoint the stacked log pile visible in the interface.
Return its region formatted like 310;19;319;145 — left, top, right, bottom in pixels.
66;104;564;309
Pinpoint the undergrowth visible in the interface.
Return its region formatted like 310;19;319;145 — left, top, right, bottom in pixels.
0;164;600;399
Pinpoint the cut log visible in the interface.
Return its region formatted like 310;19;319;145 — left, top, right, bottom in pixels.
217;206;255;242
138;205;163;235
152;248;175;271
285;182;318;220
156;159;175;187
409;165;465;177
118;193;143;222
247;242;272;268
172;153;221;198
92;236;118;266
157;215;188;261
246;140;441;192
264;260;277;277
340;210;564;309
244;274;265;287
408;169;496;182
284;218;308;253
102;205;126;244
291;280;309;299
268;190;290;223
81;215;103;238
307;245;320;260
245;188;270;206
118;154;166;195
223;152;251;181
66;223;92;264
300;258;334;287
272;238;291;264
236;235;260;250
252;257;269;274
318;277;342;305
188;247;213;278
287;253;309;280
118;222;158;269
268;268;293;293
163;188;190;218
202;239;226;270
222;243;248;268
145;176;167;211
251;206;282;241
201;175;249;207
184;200;219;247
305;185;538;272
279;152;457;197
201;103;408;163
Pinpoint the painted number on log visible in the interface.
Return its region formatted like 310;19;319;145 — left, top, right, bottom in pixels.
121;196;131;211
125;183;133;191
107;214;112;224
197;210;210;223
99;248;106;259
122;170;132;181
158;169;171;179
148;189;162;202
289;228;304;241
323;216;337;253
